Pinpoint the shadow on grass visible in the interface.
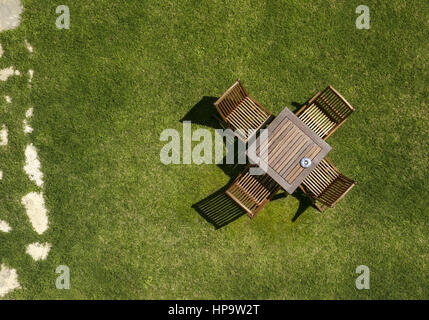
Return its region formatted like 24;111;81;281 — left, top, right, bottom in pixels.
290;189;312;222
192;161;247;229
291;101;302;112
180;96;219;129
292;91;318;112
193;165;311;228
193;183;311;229
182;96;248;228
192;186;246;229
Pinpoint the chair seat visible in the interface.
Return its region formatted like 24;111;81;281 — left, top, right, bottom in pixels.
225;97;271;142
298;103;336;139
301;158;356;210
226;165;280;218
214;80;273;143
301;159;339;197
295;85;355;140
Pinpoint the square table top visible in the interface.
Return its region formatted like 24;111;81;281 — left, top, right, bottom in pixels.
247;107;332;194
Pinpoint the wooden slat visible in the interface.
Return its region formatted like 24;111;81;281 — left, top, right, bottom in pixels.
258;120;293;159
301;158;356;209
274;134;309;173
286;145;320;183
268;126;302;167
247;108;332;194
214;80;273;143
296;86;355;141
278;139;313;177
226;165;281;218
225;97;271;140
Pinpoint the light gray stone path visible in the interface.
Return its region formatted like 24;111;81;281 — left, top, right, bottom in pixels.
0;0;23;32
0;0;54;299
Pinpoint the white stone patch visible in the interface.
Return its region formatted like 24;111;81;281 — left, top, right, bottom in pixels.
0;43;3;58
23;107;34;133
0;67;14;81
24;39;33;53
28;69;34;83
0;0;23;32
26;242;51;261
0;170;2;179
21;192;48;235
23;119;33;134
0;66;20;81
0;264;20;297
25;107;33;118
24;143;44;187
0;220;11;233
0;124;8;146
5;95;11;103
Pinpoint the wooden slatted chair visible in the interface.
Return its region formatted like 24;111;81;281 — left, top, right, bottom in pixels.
300;158;356;212
214;79;273;143
226;164;281;219
296;85;355;140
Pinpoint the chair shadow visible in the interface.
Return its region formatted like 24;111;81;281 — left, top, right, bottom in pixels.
292;92;317;112
192;160;246;229
180;96;219;129
193;161;311;228
184;97;247;229
192;186;246;229
193;184;312;228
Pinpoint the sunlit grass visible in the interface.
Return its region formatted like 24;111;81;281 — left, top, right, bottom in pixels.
0;0;427;299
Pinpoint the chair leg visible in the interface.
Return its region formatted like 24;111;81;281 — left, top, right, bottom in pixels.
299;186;327;212
314;201;327;212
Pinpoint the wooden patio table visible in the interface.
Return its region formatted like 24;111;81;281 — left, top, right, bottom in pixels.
247;107;332;194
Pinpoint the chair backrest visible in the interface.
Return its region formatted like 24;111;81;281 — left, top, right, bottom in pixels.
214;79;248;121
315;85;354;124
302;158;356;208
297;85;355;140
226;165;281;219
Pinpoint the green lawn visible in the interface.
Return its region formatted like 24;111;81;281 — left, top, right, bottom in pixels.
0;0;428;299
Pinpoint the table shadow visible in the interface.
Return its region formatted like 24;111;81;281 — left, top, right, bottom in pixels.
291;101;302;111
290;189;312;222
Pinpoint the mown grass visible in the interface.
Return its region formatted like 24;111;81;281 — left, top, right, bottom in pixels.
0;0;428;299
